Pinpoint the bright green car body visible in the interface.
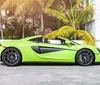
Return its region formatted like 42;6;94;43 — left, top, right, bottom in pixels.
0;35;100;63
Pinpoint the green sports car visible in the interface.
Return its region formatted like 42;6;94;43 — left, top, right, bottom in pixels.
0;35;100;66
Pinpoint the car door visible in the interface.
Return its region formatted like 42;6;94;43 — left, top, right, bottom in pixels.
38;39;78;61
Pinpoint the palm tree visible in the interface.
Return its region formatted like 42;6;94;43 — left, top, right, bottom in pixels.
43;0;95;46
1;0;42;38
39;0;55;32
15;0;42;38
15;0;55;32
1;0;55;37
0;0;26;38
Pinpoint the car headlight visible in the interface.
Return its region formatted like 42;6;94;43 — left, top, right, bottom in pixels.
97;48;100;53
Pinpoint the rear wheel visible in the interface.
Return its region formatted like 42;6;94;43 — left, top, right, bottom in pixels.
2;47;22;66
75;49;95;66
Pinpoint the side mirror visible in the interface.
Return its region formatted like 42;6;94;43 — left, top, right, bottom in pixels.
65;40;71;47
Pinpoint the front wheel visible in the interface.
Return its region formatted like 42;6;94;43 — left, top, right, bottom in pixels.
75;49;95;66
2;47;22;66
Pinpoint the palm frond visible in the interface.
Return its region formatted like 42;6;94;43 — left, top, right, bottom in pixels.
15;0;41;16
66;0;81;24
0;0;6;8
58;1;66;12
1;0;14;10
44;26;75;39
15;0;33;16
1;0;26;12
72;0;81;20
76;4;94;25
37;0;54;8
76;30;95;46
86;0;89;6
37;0;44;6
43;8;69;24
76;0;81;5
44;0;55;8
44;30;58;39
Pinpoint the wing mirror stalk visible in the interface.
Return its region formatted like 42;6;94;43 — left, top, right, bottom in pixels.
65;40;71;47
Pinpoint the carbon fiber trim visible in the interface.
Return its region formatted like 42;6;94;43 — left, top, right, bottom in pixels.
31;46;41;54
31;46;77;54
39;46;65;53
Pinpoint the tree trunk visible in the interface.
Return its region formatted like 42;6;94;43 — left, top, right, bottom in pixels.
40;13;44;32
86;0;89;7
1;26;3;40
22;16;25;38
22;25;24;38
1;17;4;40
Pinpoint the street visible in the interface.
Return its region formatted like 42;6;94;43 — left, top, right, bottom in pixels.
0;62;100;85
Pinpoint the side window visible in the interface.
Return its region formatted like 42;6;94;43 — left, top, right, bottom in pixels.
55;38;65;45
29;37;66;45
29;37;43;43
48;40;62;45
43;38;65;45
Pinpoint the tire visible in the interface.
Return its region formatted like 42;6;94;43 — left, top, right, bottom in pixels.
1;47;22;66
75;49;95;66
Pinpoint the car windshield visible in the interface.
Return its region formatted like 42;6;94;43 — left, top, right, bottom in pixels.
21;35;42;40
71;40;80;45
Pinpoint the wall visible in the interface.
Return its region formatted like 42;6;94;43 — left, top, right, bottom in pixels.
85;20;95;37
85;0;100;41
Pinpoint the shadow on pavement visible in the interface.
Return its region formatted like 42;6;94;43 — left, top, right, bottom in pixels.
21;62;77;66
0;62;77;66
1;62;100;66
21;62;100;66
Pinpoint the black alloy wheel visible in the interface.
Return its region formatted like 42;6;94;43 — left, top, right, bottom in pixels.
76;49;95;66
2;47;22;66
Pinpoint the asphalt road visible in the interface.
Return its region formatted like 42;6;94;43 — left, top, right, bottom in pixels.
0;62;100;85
